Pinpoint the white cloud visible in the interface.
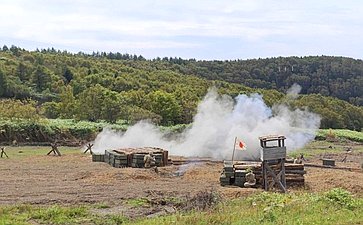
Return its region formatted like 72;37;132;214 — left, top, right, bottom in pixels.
0;0;362;58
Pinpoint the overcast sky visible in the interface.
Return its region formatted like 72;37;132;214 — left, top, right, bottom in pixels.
0;0;362;60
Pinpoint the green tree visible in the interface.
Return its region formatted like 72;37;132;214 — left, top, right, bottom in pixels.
63;67;74;84
101;89;121;123
75;85;123;123
17;62;28;81
0;69;6;97
10;45;20;56
32;66;52;92
41;101;60;119
58;85;76;118
0;99;41;121
120;90;147;107
146;90;182;125
173;88;199;124
76;85;104;121
126;106;162;124
2;45;8;51
4;77;32;98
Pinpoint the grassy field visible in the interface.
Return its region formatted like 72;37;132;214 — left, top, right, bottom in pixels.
0;189;362;225
288;140;363;159
132;189;363;225
1;139;361;160
0;146;81;158
317;129;363;143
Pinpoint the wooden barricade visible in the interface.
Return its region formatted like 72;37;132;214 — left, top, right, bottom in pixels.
84;143;93;154
47;143;61;156
0;147;8;158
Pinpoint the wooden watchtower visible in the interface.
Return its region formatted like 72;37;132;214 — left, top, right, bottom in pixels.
259;135;287;192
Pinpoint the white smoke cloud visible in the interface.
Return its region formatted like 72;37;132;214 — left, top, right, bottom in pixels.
286;83;302;100
93;88;320;160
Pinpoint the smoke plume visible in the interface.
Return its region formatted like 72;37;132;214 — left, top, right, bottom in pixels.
93;87;320;160
286;83;302;99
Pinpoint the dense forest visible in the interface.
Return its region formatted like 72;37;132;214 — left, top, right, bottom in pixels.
0;45;362;131
123;55;363;106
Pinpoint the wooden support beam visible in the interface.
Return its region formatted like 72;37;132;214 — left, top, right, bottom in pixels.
281;159;286;188
304;163;359;171
266;162;286;193
263;161;268;191
262;159;287;193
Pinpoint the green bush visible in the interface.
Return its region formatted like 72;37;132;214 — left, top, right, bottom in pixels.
31;206;89;224
317;129;363;142
0;118;128;144
323;188;359;210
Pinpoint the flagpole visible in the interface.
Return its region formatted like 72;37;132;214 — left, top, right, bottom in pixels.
231;137;237;163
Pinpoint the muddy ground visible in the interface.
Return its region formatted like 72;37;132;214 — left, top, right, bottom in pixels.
0;145;362;218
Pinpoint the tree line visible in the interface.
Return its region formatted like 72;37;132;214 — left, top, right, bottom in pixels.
0;45;362;130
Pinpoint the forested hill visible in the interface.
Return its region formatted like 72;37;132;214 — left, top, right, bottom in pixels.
122;56;363;106
0;45;362;131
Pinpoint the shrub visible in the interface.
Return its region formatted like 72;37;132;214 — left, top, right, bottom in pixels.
324;188;358;210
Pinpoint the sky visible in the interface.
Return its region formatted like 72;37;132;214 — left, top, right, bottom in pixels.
0;0;362;60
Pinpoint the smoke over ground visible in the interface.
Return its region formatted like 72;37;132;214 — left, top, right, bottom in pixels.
93;87;320;160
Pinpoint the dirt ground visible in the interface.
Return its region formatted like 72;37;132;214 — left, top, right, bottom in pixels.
0;154;230;206
0;146;362;217
304;151;363;195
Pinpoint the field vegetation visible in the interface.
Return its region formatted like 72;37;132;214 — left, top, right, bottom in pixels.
0;117;362;145
317;129;363;142
1;188;362;225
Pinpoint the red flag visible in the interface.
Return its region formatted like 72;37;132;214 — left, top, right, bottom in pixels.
235;139;246;150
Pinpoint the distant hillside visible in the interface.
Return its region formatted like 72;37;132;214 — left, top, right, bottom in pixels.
68;52;362;105
0;45;362;130
122;56;363;106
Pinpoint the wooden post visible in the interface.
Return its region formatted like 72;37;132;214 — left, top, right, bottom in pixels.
1;147;9;158
281;159;286;188
84;143;93;154
231;137;237;163
263;161;268;190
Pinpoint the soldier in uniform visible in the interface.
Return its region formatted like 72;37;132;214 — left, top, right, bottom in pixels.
144;152;156;168
244;171;256;187
294;153;305;164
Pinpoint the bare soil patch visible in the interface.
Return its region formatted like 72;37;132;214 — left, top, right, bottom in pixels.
0;153;224;206
0;146;362;217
